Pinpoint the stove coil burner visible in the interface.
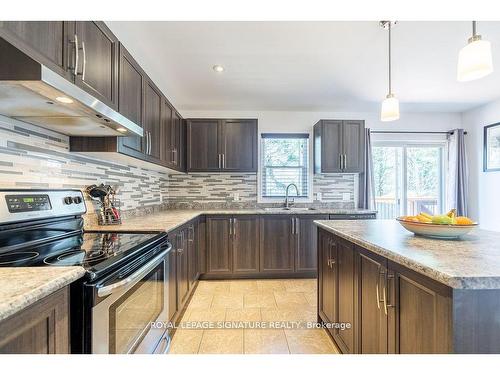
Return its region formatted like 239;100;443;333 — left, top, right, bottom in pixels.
44;249;106;266
0;251;39;265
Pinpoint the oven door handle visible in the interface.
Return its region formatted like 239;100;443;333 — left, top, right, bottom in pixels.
97;244;171;298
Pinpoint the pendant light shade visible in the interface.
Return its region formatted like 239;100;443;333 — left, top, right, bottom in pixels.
380;21;399;122
457;21;494;82
381;94;400;122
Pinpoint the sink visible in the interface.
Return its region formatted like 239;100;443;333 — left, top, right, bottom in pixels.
263;207;317;212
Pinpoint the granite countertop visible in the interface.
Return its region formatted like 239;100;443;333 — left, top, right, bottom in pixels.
0;266;85;322
315;219;500;290
85;208;377;233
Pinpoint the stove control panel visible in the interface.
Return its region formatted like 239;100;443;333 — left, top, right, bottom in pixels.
6;194;52;213
0;190;87;224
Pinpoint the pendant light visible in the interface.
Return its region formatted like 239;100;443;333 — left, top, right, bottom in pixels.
380;21;400;122
457;21;493;82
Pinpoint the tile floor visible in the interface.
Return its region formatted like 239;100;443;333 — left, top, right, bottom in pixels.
169;278;339;354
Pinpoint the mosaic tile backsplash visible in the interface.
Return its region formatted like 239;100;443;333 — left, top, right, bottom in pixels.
0;115;169;214
0;115;356;213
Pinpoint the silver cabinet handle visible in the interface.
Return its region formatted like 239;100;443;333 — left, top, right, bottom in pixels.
222;153;226;169
295;218;299;235
81;41;87;81
229;218;233;236
291;218;295;234
148;132;151;155
70;34;79;76
343;154;347;170
386;272;395;310
339;154;342;170
233;218;237;237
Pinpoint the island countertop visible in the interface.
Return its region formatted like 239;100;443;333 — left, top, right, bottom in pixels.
314;219;500;290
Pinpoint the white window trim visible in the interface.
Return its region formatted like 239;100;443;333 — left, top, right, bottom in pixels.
257;132;313;204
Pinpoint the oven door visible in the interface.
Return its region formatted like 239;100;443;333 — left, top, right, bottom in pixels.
90;243;171;354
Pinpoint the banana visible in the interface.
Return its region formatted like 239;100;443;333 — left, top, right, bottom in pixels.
419;212;433;220
416;214;432;223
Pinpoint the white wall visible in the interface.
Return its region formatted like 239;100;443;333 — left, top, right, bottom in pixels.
462;98;500;231
180;110;461;134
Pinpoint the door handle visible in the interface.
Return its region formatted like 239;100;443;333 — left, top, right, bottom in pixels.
69;34;79;76
222;153;226;169
291;218;295;234
376;267;386;310
233;218;237;237
81;41;87;81
218;154;221;169
295;218;299;235
385;272;395;311
229;218;233;236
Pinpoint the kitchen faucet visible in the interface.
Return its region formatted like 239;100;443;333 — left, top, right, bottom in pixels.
284;183;299;210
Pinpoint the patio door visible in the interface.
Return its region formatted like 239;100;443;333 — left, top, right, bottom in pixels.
372;143;445;219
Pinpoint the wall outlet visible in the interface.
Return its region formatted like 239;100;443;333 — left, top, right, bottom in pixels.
342;192;351;201
233;193;240;201
316;192;322;201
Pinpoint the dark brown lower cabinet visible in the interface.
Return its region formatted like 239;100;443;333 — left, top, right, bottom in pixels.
175;226;190;310
318;228;453;354
295;215;328;273
187;219;199;288
318;229;337;338
0;287;69;354
357;247;388;353
205;215;260;276
232;216;260;274
206;216;232;275
260;216;295;274
168;245;177;322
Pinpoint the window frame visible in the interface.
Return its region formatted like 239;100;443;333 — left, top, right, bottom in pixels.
258;133;313;203
372;139;447;218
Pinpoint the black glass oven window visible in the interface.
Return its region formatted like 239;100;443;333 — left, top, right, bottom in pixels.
108;264;165;354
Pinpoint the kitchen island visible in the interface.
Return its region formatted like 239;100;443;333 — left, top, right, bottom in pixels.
314;219;500;354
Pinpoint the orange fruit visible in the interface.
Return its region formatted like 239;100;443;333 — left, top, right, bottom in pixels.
455;216;474;225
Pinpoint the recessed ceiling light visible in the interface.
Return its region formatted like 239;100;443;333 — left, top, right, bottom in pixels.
213;65;224;73
55;96;73;104
116;127;127;133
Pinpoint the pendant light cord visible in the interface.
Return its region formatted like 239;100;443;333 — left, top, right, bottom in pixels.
388;22;392;96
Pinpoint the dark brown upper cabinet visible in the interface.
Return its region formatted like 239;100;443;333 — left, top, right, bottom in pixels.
163;108;185;172
117;44;145;158
1;21;186;171
143;78;162;163
0;21;74;81
187;119;258;172
73;22;119;109
314;119;365;173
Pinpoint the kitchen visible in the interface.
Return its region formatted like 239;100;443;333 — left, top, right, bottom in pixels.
1;1;500;371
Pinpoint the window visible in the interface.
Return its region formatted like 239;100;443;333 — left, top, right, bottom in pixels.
261;133;309;199
372;142;445;219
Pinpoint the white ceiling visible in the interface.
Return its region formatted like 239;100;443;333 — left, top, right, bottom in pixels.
106;21;500;113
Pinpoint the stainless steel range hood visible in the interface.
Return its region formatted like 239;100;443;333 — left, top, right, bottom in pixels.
0;40;143;137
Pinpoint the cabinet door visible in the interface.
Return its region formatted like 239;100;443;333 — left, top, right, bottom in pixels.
75;21;118;109
333;237;356;353
206;216;232;274
176;228;190;309
259;216;295;273
187;220;199;288
0;21;73;80
168;243;177;321
232;216;260;274
389;264;452;354
342;120;365;173
187;120;220;171
219;119;258;172
295;215;328;273
320;120;343;173
318;230;336;337
161;100;174;167
357;247;388;354
0;287;69;354
117;44;144;156
144;79;162;162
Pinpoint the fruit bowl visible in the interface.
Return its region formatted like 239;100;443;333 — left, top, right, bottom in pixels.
396;218;478;239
